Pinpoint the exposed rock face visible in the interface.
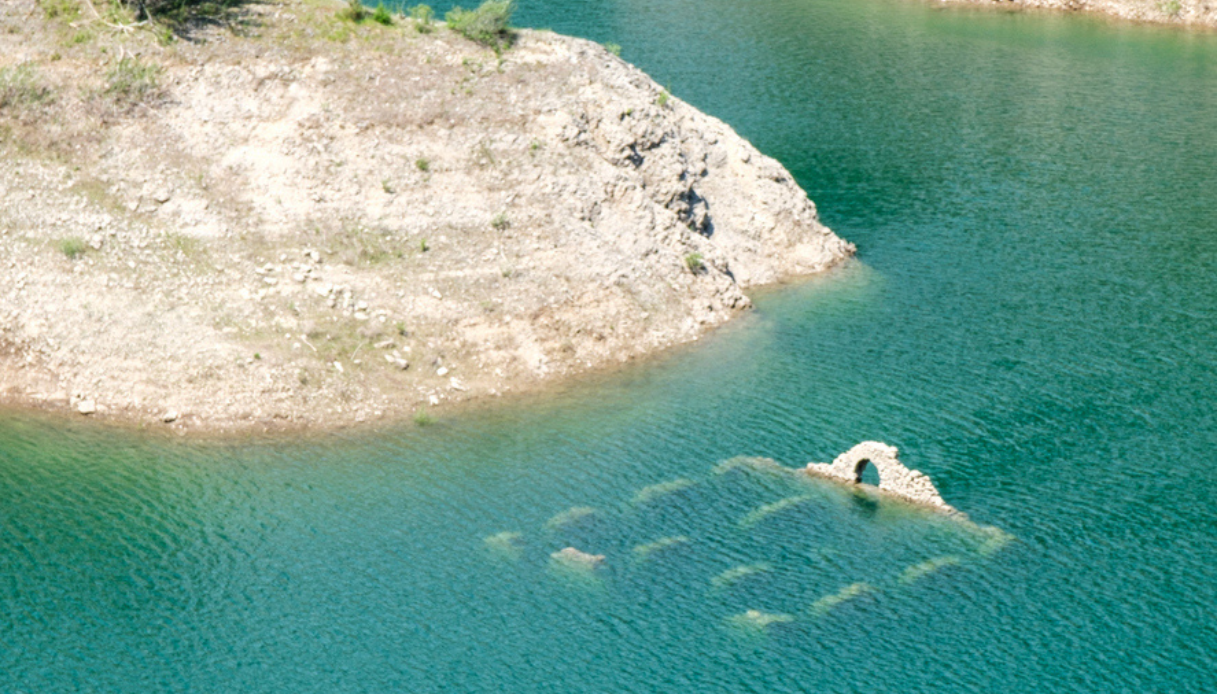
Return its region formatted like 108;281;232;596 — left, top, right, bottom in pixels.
804;441;957;513
0;1;853;432
941;0;1217;28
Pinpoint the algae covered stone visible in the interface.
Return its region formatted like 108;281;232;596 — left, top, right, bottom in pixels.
976;525;1015;557
631;478;695;505
738;494;813;528
482;531;524;559
809;582;875;616
631;535;690;561
710;562;772;590
544;506;596;530
898;555;962;585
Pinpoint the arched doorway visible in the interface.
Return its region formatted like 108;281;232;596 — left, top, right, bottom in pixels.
854;458;881;487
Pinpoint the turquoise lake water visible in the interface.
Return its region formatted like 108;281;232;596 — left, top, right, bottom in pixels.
4;0;1217;690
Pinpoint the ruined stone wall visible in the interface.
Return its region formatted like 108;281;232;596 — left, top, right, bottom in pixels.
805;442;958;514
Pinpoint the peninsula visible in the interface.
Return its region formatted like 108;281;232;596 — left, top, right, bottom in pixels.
0;0;854;431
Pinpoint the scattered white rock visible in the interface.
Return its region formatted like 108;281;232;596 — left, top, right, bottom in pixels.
76;399;96;415
550;546;605;569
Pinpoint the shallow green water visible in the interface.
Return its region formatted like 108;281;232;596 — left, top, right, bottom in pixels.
4;0;1217;690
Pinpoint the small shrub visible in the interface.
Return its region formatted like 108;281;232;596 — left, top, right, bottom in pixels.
415;157;430;171
419;238;429;252
381;178;395;194
1158;0;1182;15
337;0;367;22
408;4;434;32
104;57;161;106
57;237;87;259
413;408;433;426
38;0;81;20
604;42;621;57
491;213;509;230
0;63;54;110
684;252;705;273
657;89;670;108
445;0;514;52
372;2;393;25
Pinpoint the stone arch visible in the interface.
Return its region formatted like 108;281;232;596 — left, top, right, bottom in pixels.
804;441;956;514
833;442;903;488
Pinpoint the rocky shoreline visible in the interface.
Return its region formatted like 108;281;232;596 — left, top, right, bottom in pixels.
937;0;1217;30
0;1;853;433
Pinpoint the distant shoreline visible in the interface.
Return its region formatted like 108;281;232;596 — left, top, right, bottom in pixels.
933;0;1217;30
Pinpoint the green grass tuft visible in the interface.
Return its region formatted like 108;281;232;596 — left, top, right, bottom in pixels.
38;0;81;20
683;252;704;273
0;63;54;110
57;237;88;259
104;57;161;107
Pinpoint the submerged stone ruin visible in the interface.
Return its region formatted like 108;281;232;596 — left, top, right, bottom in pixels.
804;441;958;514
550;546;606;570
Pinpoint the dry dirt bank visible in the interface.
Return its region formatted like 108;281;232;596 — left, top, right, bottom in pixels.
0;0;853;433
